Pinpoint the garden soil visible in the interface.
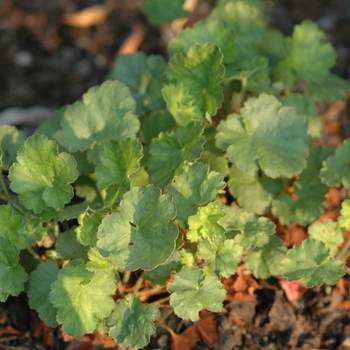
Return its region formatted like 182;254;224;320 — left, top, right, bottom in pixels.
1;0;350;349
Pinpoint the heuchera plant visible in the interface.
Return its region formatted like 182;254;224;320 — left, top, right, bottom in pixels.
1;0;350;347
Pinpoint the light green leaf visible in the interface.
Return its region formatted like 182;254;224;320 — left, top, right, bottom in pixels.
282;20;337;83
227;165;284;215
308;220;344;256
168;19;237;68
187;201;226;242
0;237;28;302
59;80;139;153
142;0;187;25
97;186;178;270
76;211;103;247
9;134;79;213
148;122;205;187
167;265;226;321
163;43;224;125
56;229;89;260
272;146;332;225
280;239;345;288
216;93;309;178
338;200;350;230
0;205;26;249
0;125;26;170
107;294;159;348
107;52;167;115
320;139;350;188
281;93;322;138
49;263;115;337
197;235;242;278
245;235;287;279
305;74;350;103
219;206;275;250
28;261;59;327
95;138;143;206
165;162;225;221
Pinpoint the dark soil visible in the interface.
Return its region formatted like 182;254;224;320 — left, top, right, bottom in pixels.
1;0;350;349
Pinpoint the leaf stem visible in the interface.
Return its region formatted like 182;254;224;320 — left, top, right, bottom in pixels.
122;270;131;284
337;230;350;261
0;171;11;202
27;247;42;262
117;282;125;298
133;271;145;293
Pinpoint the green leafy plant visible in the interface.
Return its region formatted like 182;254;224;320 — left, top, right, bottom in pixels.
1;0;350;348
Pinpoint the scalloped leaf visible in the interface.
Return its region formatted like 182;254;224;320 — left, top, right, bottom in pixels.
167;266;226;321
142;0;188;25
279;239;346;288
165;162;225;221
56;229;89;260
219;206;275;250
245;235;287;279
281;20;337;83
28;261;59;327
0;237;28;302
308;220;344;256
162;43;224;125
338;200;350;230
148;122;205;187
95;138;143;206
59;80;139;153
107;294;159;348
320;139;350;188
168;19;237;68
49;263;115;337
197;235;242;278
216;93;309;178
272;146;332;225
187;201;226;242
107;52;167;115
76;210;103;247
9;134;78;213
97;186;178;271
227;165;284;215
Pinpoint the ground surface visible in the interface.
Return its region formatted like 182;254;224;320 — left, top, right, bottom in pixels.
1;0;350;349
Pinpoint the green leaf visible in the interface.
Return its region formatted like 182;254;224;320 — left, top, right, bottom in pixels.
140;110;177;144
338;200;350;230
28;261;59;327
272;146;332;225
163;43;224;125
216;93;309;178
258;29;285;67
107;294;159;348
49;263;115;337
0;125;26;170
167;265;226;321
320;139;350;188
95;138;143;206
279;239;345;288
305;74;350;103
58;201;90;222
145;251;182;286
165;162;225;221
227;165;284;215
197;235;242;278
308;220;344;256
56;229;89;260
107;52;167;115
76;211;103;247
142;0;188;25
59;80;139;153
0;237;28;302
187;201;226;242
225;55;268;81
219;206;275;250
245;235;287;279
282;20;337;83
168;19;237;68
9;134;79;213
148;122;205;187
97;186;178;270
280;93;322;138
0;204;26;249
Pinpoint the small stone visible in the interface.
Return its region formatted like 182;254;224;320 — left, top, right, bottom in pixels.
14;51;34;67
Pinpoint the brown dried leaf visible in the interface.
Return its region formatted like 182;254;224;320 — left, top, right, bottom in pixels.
197;311;218;347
